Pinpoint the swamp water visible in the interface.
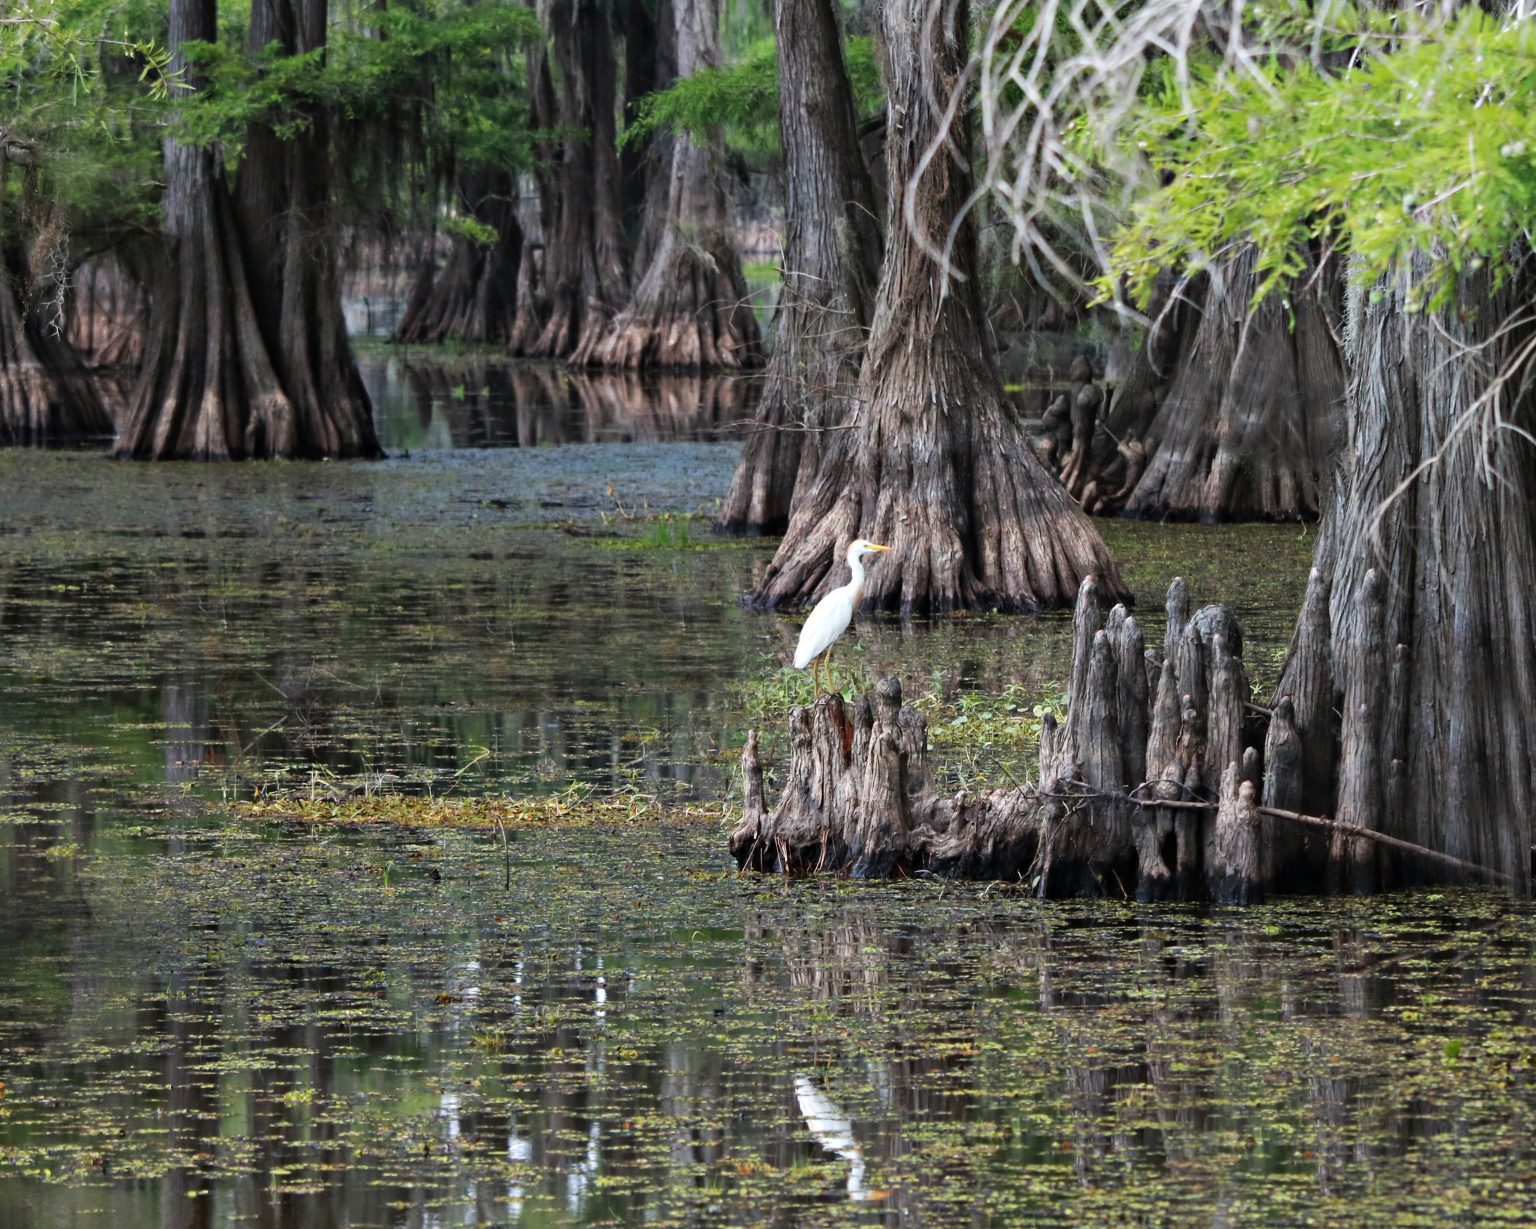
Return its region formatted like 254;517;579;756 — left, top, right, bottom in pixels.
1;360;1534;1227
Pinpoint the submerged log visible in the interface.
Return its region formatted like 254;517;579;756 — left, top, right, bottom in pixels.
731;575;1516;898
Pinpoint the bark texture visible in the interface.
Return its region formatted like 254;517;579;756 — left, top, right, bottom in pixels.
714;0;882;535
1271;254;1536;894
507;46;558;355
620;0;675;277
732;578;1231;891
582;0;762;371
746;0;1125;613
1041;277;1194;515
619;0;663;251
118;0;379;460
232;0;377;453
68;253;149;371
0;242;112;444
1119;249;1344;521
737;255;1536;899
1038;254;1344;522
733;574;1518;897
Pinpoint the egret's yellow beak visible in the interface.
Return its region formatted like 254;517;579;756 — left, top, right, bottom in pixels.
867;543;891;552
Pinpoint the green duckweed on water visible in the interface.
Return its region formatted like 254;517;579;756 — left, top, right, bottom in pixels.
5;419;1532;1227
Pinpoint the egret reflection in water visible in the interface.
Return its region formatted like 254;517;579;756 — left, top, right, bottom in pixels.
794;1073;868;1201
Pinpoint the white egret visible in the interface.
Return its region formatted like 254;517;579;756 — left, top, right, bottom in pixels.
793;539;890;694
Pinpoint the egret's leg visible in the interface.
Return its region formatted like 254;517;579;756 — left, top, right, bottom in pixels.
824;645;835;696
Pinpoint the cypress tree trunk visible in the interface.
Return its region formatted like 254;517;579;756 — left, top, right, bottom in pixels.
118;0;380;460
1118;248;1343;521
118;0;293;459
581;0;762;370
0;139;112;443
508;44;558;355
737;549;1527;896
748;0;1124;613
0;243;111;444
1269;253;1536;893
618;0;676;303
714;0;882;535
69;254;149;372
619;0;663;253
527;0;629;361
233;0;378;455
1064;273;1195;512
395;172;523;344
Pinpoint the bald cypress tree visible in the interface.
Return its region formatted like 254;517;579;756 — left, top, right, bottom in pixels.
118;0;379;460
0;43;117;443
0;233;111;444
715;0;882;536
749;0;1124;613
580;0;763;370
975;0;1536;890
524;0;629;361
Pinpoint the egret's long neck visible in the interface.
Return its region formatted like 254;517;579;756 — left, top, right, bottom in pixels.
845;549;866;606
845;550;866;592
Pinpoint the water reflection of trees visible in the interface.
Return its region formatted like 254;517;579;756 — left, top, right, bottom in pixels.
0;541;753;797
741;903;1535;1220
143;953;465;1229
6;878;1535;1225
399;360;762;448
0;777;96;1050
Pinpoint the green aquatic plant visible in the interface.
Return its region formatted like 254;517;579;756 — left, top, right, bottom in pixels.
736;669;1062;751
734;660;868;714
638;515;692;550
913;684;1066;753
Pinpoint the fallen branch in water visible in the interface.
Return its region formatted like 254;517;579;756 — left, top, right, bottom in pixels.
1113;789;1511;885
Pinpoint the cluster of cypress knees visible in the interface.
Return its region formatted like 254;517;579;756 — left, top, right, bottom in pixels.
731;574;1509;901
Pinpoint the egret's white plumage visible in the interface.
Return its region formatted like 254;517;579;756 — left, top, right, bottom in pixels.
793;539;890;680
